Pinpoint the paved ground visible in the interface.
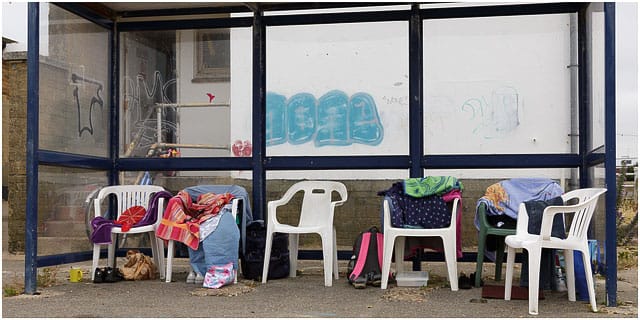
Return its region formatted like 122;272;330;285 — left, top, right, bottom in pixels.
2;200;638;318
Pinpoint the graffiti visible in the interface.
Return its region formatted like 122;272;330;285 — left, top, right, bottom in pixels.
232;140;253;157
381;95;409;106
207;93;215;103
265;90;384;148
461;86;520;139
123;70;177;155
71;73;104;137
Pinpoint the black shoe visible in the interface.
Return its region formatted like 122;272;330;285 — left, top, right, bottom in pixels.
351;276;367;289
458;273;472;289
469;272;484;287
104;267;124;282
93;267;106;283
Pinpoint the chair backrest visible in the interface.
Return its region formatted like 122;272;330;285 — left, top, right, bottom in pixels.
284;181;348;228
94;185;165;226
556;188;607;241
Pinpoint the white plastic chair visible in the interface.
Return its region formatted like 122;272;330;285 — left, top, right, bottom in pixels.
91;185;166;281
504;188;607;315
165;198;242;283
380;197;460;290
262;181;348;287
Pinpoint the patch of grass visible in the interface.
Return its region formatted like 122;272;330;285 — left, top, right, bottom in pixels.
3;284;22;297
37;267;59;288
617;246;638;269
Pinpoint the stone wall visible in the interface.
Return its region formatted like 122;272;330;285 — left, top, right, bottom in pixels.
3;53;27;253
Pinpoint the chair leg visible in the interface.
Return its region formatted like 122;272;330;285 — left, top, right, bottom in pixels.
495;239;506;281
475;230;487;287
320;231;334;287
107;233;116;268
332;229;339;280
394;236;405;274
504;245;515;301
165;240;174;283
155;236;165;280
380;234;396;289
527;247;542;316
564;249;576;302
442;235;458;291
581;248;598;312
261;229;274;283
92;244;101;281
149;232;164;280
289;233;299;278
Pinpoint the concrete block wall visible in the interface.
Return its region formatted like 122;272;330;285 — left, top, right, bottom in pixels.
3;55;28;253
160;176;498;250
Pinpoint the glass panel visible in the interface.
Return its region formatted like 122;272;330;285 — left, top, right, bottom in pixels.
37;166;108;255
266;169;409;250
38;4;110;157
120;27;252;159
424;14;574;154
265;22;409;156
587;3;605;151
589;163;607;263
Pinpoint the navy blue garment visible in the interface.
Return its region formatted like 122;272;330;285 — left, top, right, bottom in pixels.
519;196;566;290
378;182;450;228
525;196;566;239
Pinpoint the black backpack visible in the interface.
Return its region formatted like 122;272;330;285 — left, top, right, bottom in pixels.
240;220;290;281
347;226;384;288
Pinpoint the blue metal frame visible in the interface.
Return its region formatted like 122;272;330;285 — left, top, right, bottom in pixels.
25;2;40;295
25;2;617;303
603;2;617;307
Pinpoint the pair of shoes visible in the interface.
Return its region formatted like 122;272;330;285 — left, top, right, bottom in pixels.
469;272;484;287
458;272;472;289
93;267;124;283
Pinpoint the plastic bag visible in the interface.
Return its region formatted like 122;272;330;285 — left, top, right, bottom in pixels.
203;262;235;289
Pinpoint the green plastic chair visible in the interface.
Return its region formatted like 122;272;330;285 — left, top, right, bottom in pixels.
474;203;517;287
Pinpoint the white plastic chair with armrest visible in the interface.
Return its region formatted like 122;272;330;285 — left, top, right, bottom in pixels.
504;188;607;315
91;185;166;281
380;197;459;290
164;197;242;283
262;181;348;287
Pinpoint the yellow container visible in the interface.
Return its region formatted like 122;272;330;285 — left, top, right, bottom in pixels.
69;268;83;282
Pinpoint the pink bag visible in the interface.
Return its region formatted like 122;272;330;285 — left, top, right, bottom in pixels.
203;262;235;289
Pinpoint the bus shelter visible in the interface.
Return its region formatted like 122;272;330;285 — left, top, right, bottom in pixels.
23;2;618;305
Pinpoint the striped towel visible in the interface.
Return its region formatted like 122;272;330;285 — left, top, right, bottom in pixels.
156;190;234;250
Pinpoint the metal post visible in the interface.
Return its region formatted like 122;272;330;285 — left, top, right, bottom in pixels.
252;7;266;221
409;4;424;179
409;4;424;271
603;2;617;307
25;2;40;294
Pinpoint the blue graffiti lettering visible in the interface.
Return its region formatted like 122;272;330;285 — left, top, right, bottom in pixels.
265;90;384;147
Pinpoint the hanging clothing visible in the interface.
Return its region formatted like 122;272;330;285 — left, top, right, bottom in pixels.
474;178;564;230
378;179;463;258
404;176;463;198
90;190;173;245
156;190;234;250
